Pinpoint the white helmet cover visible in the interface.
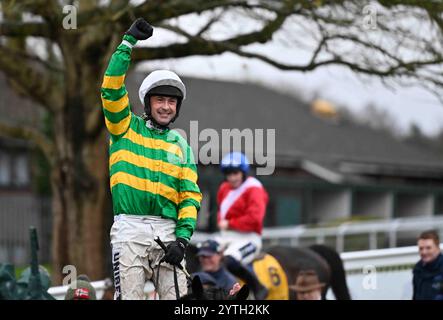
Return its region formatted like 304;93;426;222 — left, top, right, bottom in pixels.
138;70;186;106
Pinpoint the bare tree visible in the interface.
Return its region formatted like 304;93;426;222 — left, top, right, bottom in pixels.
0;0;442;282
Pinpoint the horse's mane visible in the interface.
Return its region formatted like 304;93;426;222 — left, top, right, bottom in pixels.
180;286;231;300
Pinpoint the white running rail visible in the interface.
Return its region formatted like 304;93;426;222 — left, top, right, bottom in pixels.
48;215;443;300
48;243;443;300
259;216;443;252
333;244;443;300
48;279;155;300
48;244;443;300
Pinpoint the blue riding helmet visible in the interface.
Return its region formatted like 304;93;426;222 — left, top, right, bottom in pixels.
220;152;250;175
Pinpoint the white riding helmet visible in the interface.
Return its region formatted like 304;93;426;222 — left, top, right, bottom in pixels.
138;70;186;123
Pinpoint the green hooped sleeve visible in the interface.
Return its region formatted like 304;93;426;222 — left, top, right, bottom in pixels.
100;34;138;141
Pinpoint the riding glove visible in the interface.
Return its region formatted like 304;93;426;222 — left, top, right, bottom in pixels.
125;18;153;40
163;238;187;266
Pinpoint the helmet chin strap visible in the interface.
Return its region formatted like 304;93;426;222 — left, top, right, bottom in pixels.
144;113;170;131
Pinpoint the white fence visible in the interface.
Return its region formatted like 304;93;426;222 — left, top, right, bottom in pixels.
334;245;423;300
260;216;443;252
48;279;113;300
48;278;155;300
48;216;443;299
192;216;443;252
49;244;442;300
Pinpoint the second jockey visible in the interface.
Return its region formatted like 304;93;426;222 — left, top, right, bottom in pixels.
215;152;269;299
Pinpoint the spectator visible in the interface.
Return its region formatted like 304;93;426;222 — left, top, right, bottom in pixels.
65;275;97;300
289;270;325;300
413;230;443;300
196;239;238;292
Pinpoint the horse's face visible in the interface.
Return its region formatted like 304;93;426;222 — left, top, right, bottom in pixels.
180;275;250;300
185;244;201;274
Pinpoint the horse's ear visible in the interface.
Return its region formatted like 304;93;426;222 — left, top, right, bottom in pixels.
191;275;204;298
187;243;199;254
234;284;250;300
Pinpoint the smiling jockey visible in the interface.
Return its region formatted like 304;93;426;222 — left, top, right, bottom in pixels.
215;152;269;299
102;18;202;300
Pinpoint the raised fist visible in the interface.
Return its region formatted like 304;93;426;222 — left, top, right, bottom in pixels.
125;18;153;40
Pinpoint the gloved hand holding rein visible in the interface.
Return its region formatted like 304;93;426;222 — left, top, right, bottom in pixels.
162;238;188;266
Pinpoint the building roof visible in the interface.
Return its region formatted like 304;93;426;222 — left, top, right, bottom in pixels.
2;68;442;183
127;72;443;182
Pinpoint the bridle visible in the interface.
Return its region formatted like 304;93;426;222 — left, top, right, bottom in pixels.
154;237;193;300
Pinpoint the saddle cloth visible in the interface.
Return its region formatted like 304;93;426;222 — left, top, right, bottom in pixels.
240;253;289;300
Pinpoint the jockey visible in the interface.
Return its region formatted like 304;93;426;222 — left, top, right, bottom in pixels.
215;152;269;299
102;18;202;300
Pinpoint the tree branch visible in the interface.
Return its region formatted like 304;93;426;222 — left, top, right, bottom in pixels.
0;22;51;38
0;45;63;111
0;121;55;164
133;0;250;24
196;12;223;37
231;47;443;74
14;0;61;21
133;0;297;61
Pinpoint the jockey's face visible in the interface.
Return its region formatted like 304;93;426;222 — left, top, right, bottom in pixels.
199;253;222;273
150;95;177;125
418;238;440;264
225;170;243;189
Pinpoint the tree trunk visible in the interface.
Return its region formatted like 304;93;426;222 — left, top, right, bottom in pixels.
51;129;110;284
48;32;113;284
49;57;110;283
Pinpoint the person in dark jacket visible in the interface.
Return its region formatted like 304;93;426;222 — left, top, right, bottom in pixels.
196;240;238;292
413;230;443;300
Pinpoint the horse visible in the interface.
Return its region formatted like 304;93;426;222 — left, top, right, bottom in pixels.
185;242;351;300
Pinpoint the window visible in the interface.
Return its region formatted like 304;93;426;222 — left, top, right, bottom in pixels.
0;151;11;186
14;154;30;187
